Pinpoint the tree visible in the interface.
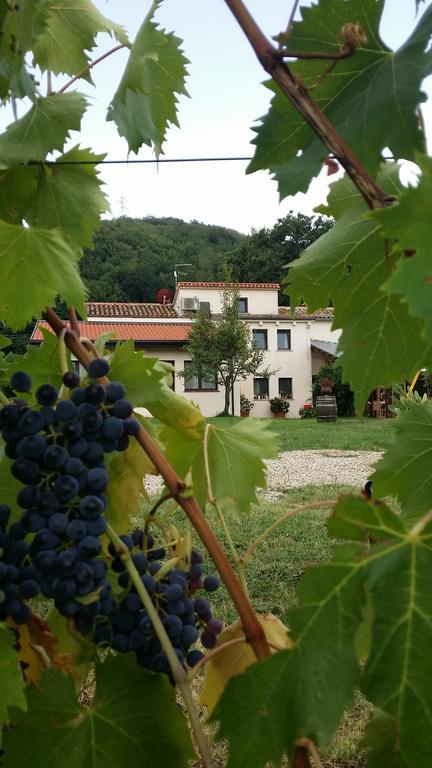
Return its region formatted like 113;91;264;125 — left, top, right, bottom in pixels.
227;212;332;304
183;287;268;415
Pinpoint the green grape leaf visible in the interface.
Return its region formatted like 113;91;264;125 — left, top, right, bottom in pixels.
0;93;87;169
360;711;401;768
107;1;189;155
0;623;27;733
0;0;49;100
249;0;432;197
0;166;39;224
213;497;432;767
34;0;128;77
4;327;69;391
371;401;432;518
361;520;432;766
107;340;167;408
212;510;372;764
162;418;279;513
287;173;430;407
46;606;95;688
3;655;194;768
0;222;86;329
371;155;432;336
28;146;109;249
106;415;155;534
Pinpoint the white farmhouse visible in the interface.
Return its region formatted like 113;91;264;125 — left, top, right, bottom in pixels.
32;282;340;418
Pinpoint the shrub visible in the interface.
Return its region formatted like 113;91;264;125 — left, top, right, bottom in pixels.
270;396;290;414
240;393;254;412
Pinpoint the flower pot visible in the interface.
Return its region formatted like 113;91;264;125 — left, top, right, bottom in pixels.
240;409;250;417
273;411;286;418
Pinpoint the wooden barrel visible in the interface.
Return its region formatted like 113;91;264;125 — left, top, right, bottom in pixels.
316;395;337;422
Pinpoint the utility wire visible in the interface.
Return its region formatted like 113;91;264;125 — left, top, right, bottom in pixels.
28;155;253;166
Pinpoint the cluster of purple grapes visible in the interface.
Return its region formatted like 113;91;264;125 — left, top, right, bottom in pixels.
0;361;222;674
98;532;222;676
0;359;138;631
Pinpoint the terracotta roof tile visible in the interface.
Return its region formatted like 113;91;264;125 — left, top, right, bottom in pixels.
31;321;191;343
176;281;280;290
85;302;177;318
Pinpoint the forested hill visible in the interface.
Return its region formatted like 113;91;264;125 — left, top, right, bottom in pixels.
80;217;244;302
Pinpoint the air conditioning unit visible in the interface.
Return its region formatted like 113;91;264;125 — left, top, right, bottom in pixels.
182;297;199;311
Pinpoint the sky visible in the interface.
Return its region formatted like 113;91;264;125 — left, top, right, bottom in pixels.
7;0;432;233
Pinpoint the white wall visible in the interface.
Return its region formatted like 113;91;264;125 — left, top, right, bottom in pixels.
174;286;279;316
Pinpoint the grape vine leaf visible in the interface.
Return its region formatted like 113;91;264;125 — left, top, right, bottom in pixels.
211;522;369;766
5;327;69;391
370;154;432;336
107;340;167;408
0;622;26;733
371;401;432;518
200;614;292;714
0;93;87;168
3;655;194;768
106;415;156;534
212;496;432;767
107;1;189;155
28;146;109;249
249;0;432;197
162;418;279;513
286;172;430;407
0;0;49;100
9;613;77;686
33;0;129;77
0;222;86;329
0;166;39;224
360;711;399;768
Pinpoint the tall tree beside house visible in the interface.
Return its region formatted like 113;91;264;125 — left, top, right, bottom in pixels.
183;288;268;416
227;212;333;305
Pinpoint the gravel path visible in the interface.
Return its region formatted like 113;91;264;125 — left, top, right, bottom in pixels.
261;449;382;500
145;449;382;500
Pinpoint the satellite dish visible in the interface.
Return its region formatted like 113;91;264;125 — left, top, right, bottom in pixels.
155;288;174;305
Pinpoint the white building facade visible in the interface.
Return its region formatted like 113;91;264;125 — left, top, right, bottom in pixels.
32;282;340;418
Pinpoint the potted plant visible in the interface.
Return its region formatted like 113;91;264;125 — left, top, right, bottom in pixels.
240;393;254;417
270;396;290;418
299;400;315;418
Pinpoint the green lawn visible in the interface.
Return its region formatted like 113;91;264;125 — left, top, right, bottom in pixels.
210;416;395;452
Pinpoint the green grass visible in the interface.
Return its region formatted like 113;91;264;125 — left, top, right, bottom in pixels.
210;416;395;452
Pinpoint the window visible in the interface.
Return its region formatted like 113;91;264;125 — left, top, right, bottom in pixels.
254;378;269;399
279;378;293;399
238;297;248;313
161;360;175;391
253;329;268;350
277;329;291;350
184;361;217;391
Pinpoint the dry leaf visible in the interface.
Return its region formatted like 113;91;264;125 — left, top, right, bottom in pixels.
199;613;293;713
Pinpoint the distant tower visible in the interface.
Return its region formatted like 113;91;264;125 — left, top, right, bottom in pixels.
118;196;128;217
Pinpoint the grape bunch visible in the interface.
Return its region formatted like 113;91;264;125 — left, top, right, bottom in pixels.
0;359;137;632
0;359;223;678
102;532;223;676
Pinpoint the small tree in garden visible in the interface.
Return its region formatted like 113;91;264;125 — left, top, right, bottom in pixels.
183;287;268;415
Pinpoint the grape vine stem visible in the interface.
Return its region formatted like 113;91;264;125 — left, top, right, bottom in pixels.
222;0;393;210
106;523;216;768
44;307;270;662
57;44;127;95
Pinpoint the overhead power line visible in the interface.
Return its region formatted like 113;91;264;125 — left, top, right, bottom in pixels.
28;155;254;166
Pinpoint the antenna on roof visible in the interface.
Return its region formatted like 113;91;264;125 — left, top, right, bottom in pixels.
174;263;193;287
